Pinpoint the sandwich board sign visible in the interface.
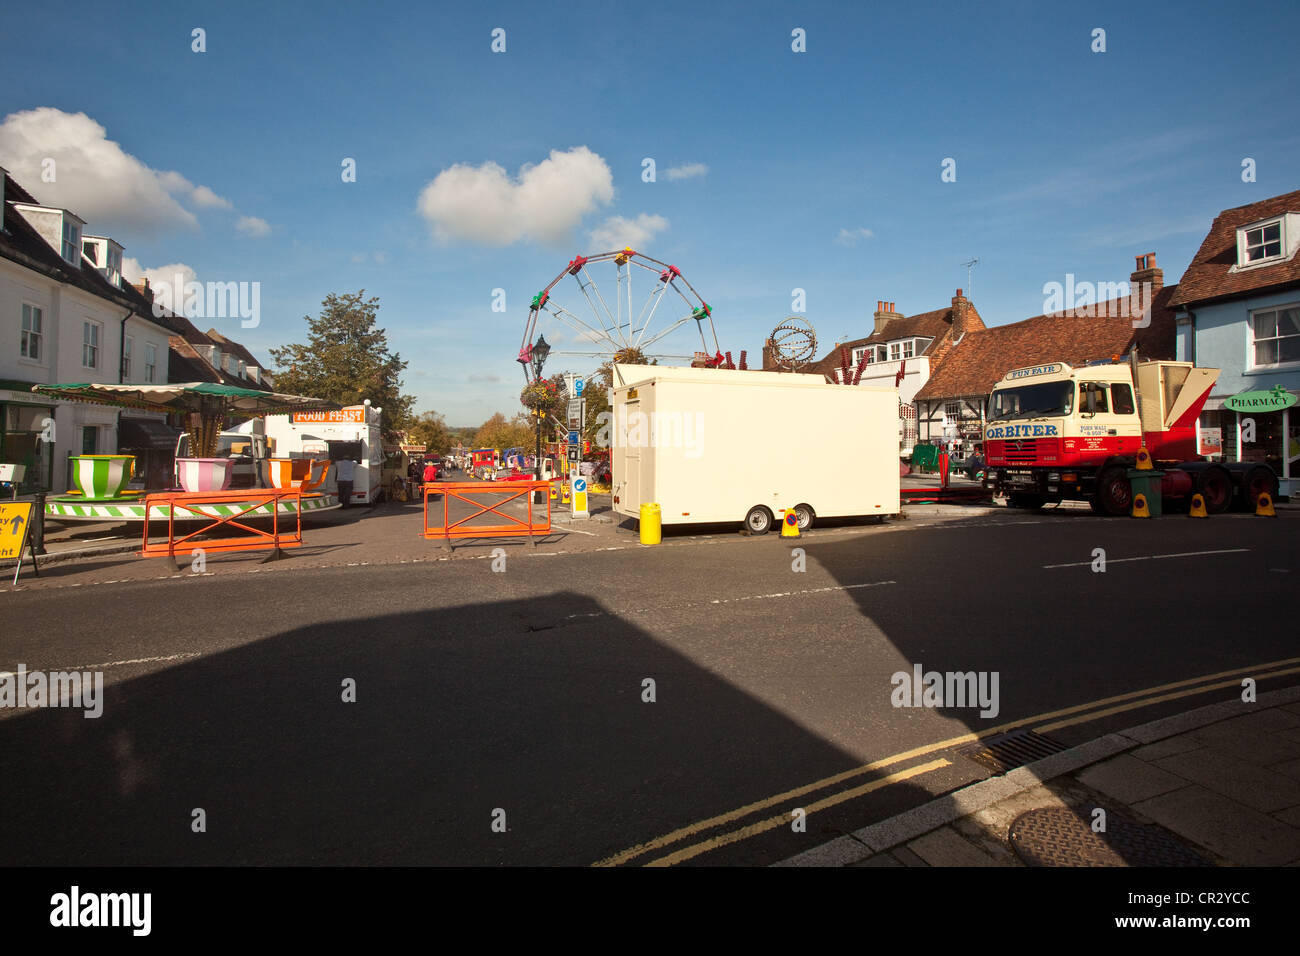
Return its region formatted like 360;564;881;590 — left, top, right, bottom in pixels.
0;501;38;585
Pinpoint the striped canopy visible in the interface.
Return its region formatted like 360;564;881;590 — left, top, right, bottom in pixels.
31;382;338;415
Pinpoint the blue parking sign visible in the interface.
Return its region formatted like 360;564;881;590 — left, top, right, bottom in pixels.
567;430;578;444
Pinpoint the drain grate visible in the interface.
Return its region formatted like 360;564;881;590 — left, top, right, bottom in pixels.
1009;807;1213;867
959;730;1069;775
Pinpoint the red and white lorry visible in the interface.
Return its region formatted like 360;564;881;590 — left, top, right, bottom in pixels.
984;356;1278;514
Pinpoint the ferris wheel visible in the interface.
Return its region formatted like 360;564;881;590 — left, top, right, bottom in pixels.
517;249;726;380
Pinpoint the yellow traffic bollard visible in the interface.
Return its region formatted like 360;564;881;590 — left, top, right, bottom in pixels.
780;507;800;538
1189;493;1208;518
1131;493;1151;518
1256;492;1276;517
1135;446;1153;470
640;502;662;545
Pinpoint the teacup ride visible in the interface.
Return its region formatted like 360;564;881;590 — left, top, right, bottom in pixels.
45;455;341;523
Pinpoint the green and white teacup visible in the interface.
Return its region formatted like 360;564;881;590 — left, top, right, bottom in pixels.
69;454;135;499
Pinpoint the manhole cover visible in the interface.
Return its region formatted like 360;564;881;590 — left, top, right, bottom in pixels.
959;730;1068;775
1008;808;1213;867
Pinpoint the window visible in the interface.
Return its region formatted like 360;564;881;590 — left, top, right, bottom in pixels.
903;340;915;358
83;321;100;368
944;401;961;421
1245;221;1282;263
21;304;43;361
122;336;133;379
890;343;901;361
145;343;157;383
62;219;82;264
1080;382;1109;413
82;426;97;455
1112;383;1136;415
1251;306;1300;367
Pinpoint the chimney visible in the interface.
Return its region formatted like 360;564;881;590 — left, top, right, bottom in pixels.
135;278;154;303
1130;252;1164;313
873;299;903;335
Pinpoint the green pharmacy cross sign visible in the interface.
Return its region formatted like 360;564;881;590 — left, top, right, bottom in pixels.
1223;385;1297;414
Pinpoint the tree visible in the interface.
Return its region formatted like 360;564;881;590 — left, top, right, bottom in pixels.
407;410;451;454
268;291;415;438
595;347;656;389
473;412;533;451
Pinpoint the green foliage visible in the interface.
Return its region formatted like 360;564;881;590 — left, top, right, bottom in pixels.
473;412;534;452
407;410;451;454
268;290;414;438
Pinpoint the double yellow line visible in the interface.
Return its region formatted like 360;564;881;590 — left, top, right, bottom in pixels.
594;654;1300;867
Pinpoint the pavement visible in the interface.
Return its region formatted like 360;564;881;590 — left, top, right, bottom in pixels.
777;685;1300;867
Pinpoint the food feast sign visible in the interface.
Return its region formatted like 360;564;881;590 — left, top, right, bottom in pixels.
292;407;366;424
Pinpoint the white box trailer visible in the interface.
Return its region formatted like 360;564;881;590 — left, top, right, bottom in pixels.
610;364;901;532
261;404;385;505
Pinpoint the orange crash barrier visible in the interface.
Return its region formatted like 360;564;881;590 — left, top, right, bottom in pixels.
423;480;551;548
141;488;304;566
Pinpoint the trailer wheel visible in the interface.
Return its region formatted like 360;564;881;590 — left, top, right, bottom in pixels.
1094;466;1132;516
793;503;815;531
1237;465;1278;511
744;506;773;535
1196;465;1233;514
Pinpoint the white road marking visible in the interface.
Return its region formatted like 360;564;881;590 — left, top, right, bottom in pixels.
1043;547;1249;569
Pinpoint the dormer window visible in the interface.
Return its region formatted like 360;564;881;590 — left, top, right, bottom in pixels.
1234;214;1300;270
903;340;915;359
1246;221;1281;262
61;219;82;264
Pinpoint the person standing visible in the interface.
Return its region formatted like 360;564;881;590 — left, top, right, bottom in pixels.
335;455;356;508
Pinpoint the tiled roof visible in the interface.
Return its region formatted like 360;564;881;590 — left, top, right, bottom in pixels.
1168;188;1300;308
914;286;1178;401
809;304;970;375
205;328;267;372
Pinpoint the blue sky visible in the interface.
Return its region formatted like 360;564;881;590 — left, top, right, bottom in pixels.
3;0;1298;424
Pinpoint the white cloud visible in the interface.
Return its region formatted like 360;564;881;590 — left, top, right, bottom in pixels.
236;215;271;238
834;227;875;246
0;109;247;233
416;146;614;246
665;162;708;181
588;213;669;250
123;258;199;315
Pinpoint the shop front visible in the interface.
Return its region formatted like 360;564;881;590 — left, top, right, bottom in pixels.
0;383;56;494
1200;387;1298;497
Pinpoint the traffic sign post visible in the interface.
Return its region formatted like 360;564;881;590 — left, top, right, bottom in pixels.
570;475;589;518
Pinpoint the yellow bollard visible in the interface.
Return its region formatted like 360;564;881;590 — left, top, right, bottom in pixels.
1256;492;1276;517
1131;493;1151;518
1189;493;1208;518
640;502;662;545
1135;446;1153;470
780;507;801;538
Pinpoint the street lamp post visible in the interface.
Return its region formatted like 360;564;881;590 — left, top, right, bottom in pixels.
530;335;551;481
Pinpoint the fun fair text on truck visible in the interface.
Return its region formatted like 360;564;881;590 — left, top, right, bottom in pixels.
984;357;1279;515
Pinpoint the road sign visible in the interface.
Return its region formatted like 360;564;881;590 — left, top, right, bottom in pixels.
571;476;589;518
566;446;580;462
567;430;578;445
567;398;586;426
0;501;36;584
574;377;585;397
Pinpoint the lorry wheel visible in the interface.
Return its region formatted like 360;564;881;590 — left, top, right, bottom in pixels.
793;503;815;531
1196;466;1233;514
1094;466;1132;516
744;506;773;535
1237;465;1277;511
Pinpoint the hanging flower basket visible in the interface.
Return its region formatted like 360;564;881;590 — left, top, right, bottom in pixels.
521;379;561;412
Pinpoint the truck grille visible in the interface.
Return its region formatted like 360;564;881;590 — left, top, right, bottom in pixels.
989;438;1061;465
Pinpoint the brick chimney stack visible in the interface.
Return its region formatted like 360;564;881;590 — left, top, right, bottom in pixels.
134;277;154;303
1129;252;1164;314
873;300;903;335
